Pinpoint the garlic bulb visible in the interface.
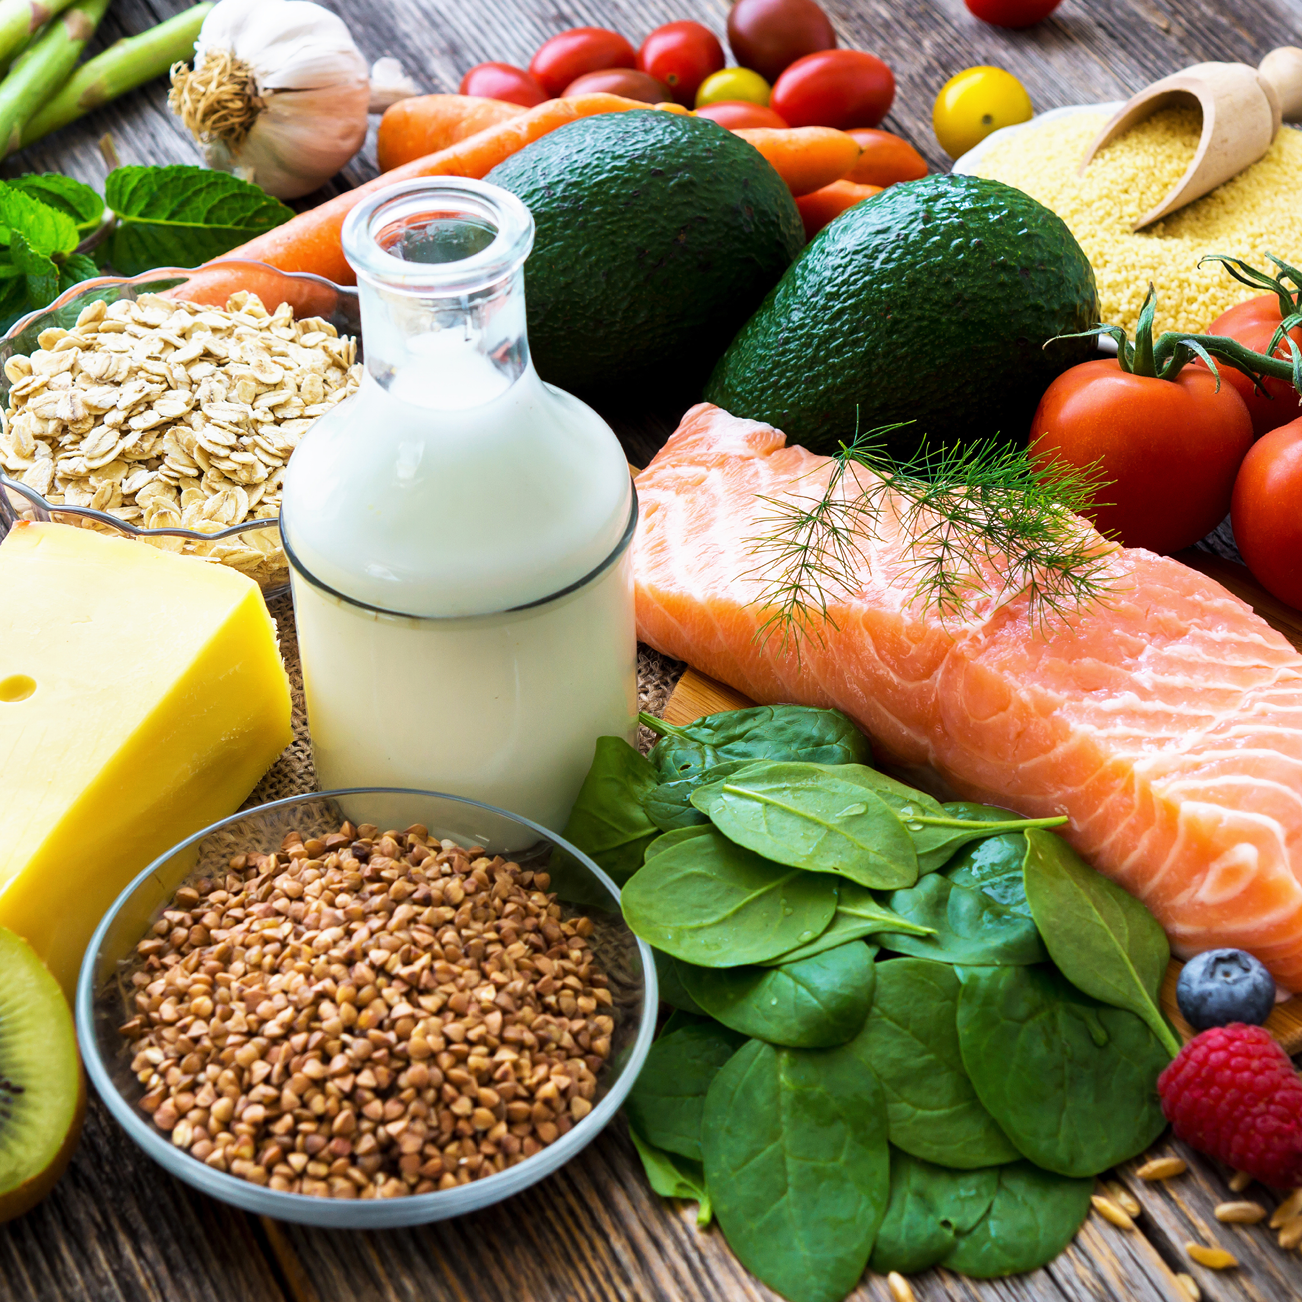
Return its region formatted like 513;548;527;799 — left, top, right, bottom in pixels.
169;0;371;200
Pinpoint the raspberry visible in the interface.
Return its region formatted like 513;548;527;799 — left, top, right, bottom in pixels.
1157;1023;1302;1189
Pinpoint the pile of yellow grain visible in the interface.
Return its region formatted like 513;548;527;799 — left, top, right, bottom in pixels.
973;104;1302;335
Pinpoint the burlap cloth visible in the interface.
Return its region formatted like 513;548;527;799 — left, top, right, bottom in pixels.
246;594;686;808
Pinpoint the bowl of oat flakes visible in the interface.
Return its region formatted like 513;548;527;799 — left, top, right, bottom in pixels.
76;788;658;1228
0;262;362;597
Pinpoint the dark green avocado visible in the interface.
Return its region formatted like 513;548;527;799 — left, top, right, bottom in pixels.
486;111;804;394
704;173;1099;456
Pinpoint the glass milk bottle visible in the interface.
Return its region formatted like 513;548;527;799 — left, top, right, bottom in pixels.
280;178;637;832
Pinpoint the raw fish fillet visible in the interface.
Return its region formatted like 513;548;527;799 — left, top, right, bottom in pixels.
634;404;1302;991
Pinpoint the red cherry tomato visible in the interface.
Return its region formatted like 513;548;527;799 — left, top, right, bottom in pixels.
562;69;670;103
770;49;895;130
529;27;637;99
695;99;790;129
637;21;725;107
726;0;837;84
1232;416;1302;607
795;179;882;240
458;62;548;108
843;128;927;186
1204;295;1302;439
964;0;1063;27
1029;360;1254;554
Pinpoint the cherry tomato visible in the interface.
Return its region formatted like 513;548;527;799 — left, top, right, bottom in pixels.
529;27;636;99
843;128;928;186
695;100;789;129
459;62;549;108
933;65;1032;159
795;179;881;240
1204;296;1302;438
563;69;669;103
1029;360;1254;554
696;66;772;107
637;21;725;107
965;0;1063;27
770;50;895;130
726;0;837;84
1231;416;1302;607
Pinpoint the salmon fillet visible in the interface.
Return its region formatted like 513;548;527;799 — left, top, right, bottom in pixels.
634;403;1302;991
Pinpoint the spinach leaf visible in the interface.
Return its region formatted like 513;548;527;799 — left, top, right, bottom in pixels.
653;947;706;1014
621;828;839;967
702;1037;890;1302
877;873;1047;966
643;759;751;832
942;1161;1093;1278
643;705;873;781
677;942;876;1048
627;1125;712;1226
759;883;932;966
853;958;1019;1169
1022;829;1180;1058
556;736;660;892
943;826;1032;917
644;824;714;860
956;965;1170;1178
623;1014;746;1160
869;1149;999;1275
693;763;918;890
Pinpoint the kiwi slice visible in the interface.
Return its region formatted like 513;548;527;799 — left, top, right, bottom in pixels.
0;927;84;1222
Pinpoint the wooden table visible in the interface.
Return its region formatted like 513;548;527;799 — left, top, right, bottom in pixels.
4;2;1302;1301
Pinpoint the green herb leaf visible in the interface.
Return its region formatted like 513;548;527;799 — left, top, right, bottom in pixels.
956;965;1170;1178
1022;828;1180;1058
621;827;839;968
102;165;293;275
942;821;1033;917
677;942;877;1048
643;759;752;832
623;1014;746;1160
759;882;933;966
653;947;706;1015
702;1038;891;1302
9;174;103;235
0;182;79;256
58;252;100;293
878;873;1047;966
627;1125;712;1226
853;958;1019;1168
693;762;918;890
643;705;873;782
9;230;58;310
644;824;714;861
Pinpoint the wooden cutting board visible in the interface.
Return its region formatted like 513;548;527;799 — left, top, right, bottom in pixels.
660;549;1302;1057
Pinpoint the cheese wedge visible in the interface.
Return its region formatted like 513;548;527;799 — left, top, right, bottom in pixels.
0;522;292;999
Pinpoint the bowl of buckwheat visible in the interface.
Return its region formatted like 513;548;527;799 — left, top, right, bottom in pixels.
0;262;362;597
76;788;657;1227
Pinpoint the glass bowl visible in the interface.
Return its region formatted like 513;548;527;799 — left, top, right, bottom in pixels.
0;262;361;600
76;788;657;1228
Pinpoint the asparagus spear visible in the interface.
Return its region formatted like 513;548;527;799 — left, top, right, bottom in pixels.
22;3;213;147
0;0;109;156
0;0;76;70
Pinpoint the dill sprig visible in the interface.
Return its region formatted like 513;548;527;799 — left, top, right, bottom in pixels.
745;424;1118;655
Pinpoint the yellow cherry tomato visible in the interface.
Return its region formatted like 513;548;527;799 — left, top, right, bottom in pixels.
932;66;1033;159
696;66;771;108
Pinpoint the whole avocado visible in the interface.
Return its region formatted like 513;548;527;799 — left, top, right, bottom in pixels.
704;174;1099;455
486;111;804;393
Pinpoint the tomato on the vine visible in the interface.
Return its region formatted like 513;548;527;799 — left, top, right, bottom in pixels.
563;69;669;103
459;63;548;108
695;100;789;129
770;49;895;129
964;0;1063;28
529;28;636;99
1232;415;1302;607
726;0;837;84
637;21;724;106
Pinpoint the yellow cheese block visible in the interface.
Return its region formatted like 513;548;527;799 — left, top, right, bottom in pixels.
0;522;292;1000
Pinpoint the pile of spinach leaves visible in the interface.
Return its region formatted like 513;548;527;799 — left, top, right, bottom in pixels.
556;706;1180;1302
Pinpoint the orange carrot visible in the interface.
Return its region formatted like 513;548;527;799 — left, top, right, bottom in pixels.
795;179;882;240
377;94;527;172
732;126;861;197
219;94;664;286
844;128;928;187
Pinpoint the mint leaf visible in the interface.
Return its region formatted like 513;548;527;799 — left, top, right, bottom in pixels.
103;165;293;275
10;230;59;306
0;183;79;257
58;252;101;293
10;174;104;237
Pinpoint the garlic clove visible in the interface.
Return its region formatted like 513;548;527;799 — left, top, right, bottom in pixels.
368;56;419;113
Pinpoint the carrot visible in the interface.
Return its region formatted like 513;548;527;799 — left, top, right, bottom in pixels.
844;128;928;187
377;94;526;172
732;126;862;197
218;94;665;286
795;179;882;240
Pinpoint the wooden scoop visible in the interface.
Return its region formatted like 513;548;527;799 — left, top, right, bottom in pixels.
1079;48;1302;230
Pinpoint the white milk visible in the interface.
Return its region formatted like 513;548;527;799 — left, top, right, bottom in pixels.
280;179;637;833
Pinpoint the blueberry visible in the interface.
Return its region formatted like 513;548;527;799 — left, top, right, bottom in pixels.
1176;949;1276;1030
